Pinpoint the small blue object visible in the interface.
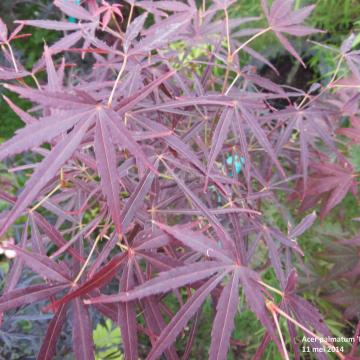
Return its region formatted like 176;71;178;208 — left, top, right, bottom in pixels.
210;155;245;205
67;0;81;23
226;155;245;176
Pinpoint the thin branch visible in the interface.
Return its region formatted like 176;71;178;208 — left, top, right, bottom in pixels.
232;27;271;57
73;234;101;285
270;307;290;360
29;183;61;213
107;55;128;106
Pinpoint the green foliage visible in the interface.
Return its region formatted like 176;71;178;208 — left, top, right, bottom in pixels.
311;0;360;34
93;319;123;360
228;0;360;35
0;94;30;141
15;28;59;70
349;144;360;172
0;2;58;140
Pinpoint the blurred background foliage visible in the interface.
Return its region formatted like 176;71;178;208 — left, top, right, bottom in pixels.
0;0;58;141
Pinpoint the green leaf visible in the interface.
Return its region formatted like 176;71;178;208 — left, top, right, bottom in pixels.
93;319;123;360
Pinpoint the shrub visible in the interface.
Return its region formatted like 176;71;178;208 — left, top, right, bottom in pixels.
0;0;359;359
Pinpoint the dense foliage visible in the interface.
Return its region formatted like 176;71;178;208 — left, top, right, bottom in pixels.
0;0;359;359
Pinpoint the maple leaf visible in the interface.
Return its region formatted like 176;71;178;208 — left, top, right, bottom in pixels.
338;116;360;143
268;104;339;193
1;0;358;358
0;18;29;45
318;242;360;279
86;222;289;360
96;1;124;31
327;283;360;320
300;160;358;219
261;0;322;66
340;33;360;80
282;270;330;335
